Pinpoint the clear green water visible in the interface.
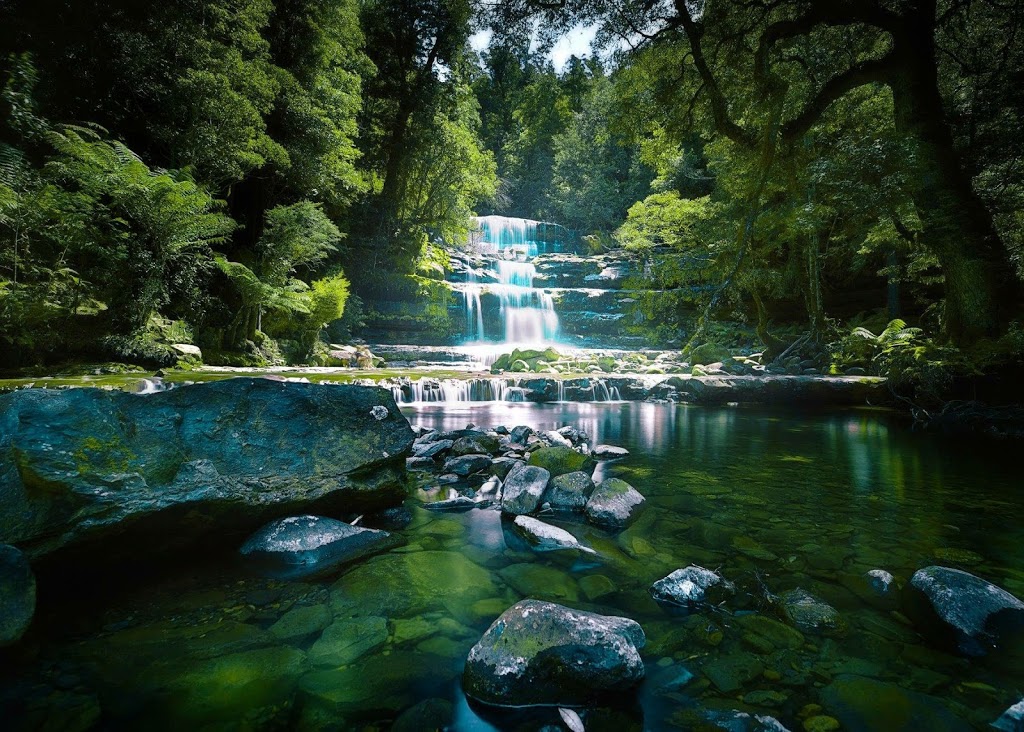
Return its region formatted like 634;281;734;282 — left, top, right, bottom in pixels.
3;402;1022;730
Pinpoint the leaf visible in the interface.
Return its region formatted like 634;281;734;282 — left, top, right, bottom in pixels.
559;708;585;732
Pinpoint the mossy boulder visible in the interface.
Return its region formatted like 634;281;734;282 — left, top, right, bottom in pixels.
0;379;413;562
688;343;732;366
528;446;595;477
462;599;646;707
585;478;646;528
491;347;563;373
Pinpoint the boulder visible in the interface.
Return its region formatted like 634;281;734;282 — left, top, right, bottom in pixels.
488;457;522;480
442;454;492;477
462;599;646;707
585;478;646;528
650;565;735;609
239;515;400;578
543;471;595;511
775;589;846;636
0;544;35;646
528;446;595;477
905;566;1024;656
501;464;551;515
0;379;413;561
511;516;595;554
592;444;629;460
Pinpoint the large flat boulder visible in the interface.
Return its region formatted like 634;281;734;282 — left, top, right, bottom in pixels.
463;599;646;707
0;378;413;561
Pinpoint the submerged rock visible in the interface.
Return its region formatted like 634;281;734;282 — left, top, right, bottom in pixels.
239;515;400;578
463;599;646;706
905;565;1024;656
0;379;413;561
650;565;735;609
543;471;595;510
820;674;970;731
501;464;552;515
776;589;846;636
845;568;899;610
309;616;388;667
0;544;35;646
511;516;596;554
584;478;646;528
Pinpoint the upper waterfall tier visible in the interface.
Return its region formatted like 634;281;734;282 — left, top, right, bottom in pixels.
471;215;568;256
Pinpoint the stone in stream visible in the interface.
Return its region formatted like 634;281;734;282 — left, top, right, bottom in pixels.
500;464;552;515
543;471;596;510
584;478;646;528
0;544;35;646
819;674;971;731
462;599;646;707
511;515;596;554
309;616;388;667
442;454;492;477
992;699;1024;731
422;495;480;511
775;589;846;636
0;378;413;562
528;445;595;477
239;515;401;578
543;430;573;448
843;568;900;610
904;565;1024;657
650;565;735;609
592;444;629;460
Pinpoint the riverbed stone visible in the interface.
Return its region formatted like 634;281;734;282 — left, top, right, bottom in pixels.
844;568;900;609
489;456;521;480
511;515;595;554
0;544;35;646
498;563;580;603
392;698;454;732
905;565;1024;656
543;470;595;510
330;550;497;622
819;674;971;731
462;599;646;706
239;515;400;578
442;454;492;476
650;565;735;609
268;603;332;642
510;425;534;444
528;445;595;477
501;464;551;515
0;378;413;561
585;478;646;528
777;589;846;636
702;653;764;693
592;444;629;459
412;439;453;459
309;616;388;667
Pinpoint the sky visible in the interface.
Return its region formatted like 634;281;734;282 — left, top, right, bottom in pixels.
469;24;599;73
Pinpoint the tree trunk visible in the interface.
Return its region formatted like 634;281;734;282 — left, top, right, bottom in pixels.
890;7;1019;344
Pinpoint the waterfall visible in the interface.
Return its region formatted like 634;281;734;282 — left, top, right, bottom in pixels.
390;377;620;404
465;216;561;347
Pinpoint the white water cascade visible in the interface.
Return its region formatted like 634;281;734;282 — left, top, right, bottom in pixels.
463;216;560;347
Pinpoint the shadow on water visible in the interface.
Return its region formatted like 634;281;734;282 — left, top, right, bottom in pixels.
3;401;1023;730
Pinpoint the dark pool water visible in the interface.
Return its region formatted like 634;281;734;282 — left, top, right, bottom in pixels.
3;402;1023;731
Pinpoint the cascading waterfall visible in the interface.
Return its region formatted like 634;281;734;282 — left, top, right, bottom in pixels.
463;216;560;347
388;376;623;404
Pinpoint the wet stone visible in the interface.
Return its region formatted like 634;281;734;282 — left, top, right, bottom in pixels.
528;445;596;477
442;454;492;476
585;478;646;529
702;653;765;693
820;674;971;732
268;603;331;642
776;589;846;636
650;565;735;609
462;599;646;707
309;616;388;667
580;574;618;601
544;471;596;511
239;515;399;579
501;464;551;515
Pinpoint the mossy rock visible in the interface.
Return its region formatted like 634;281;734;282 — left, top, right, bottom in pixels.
528;446;595;477
688;342;732;366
